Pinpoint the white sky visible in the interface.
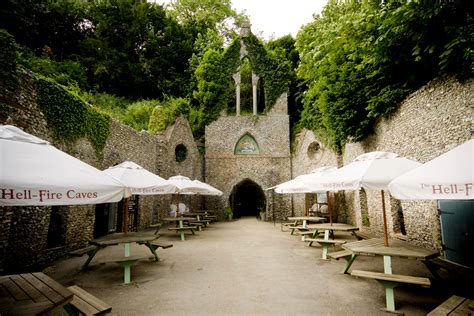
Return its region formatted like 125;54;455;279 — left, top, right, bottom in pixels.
155;0;328;40
232;0;327;40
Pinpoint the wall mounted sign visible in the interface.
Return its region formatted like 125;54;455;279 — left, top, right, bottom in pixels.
235;134;260;155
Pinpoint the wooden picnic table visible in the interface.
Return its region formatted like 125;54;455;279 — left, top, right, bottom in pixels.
304;223;359;259
0;272;73;315
286;216;326;235
342;238;439;313
87;232;161;284
163;217;198;241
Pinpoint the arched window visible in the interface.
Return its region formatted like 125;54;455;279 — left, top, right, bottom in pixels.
234;133;260;155
175;144;187;162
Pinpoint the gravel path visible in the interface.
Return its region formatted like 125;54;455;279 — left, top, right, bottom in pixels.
50;217;450;315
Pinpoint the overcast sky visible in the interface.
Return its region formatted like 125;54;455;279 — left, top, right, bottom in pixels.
156;0;328;40
231;0;327;40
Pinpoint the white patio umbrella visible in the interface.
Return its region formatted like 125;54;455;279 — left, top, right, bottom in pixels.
0;125;129;206
272;166;337;222
167;175;212;216
307;152;421;246
103;161;177;234
192;180;223;196
388;139;473;200
103;161;176;195
274;166;337;194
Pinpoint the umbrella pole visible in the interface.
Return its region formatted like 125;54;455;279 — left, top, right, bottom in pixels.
327;191;333;225
123;197;129;235
381;190;389;246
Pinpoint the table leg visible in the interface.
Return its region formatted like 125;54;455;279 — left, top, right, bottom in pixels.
342;254;357;274
383;255;396;312
290;221;297;235
143;242;160;261
321;230;330;260
124;243;131;257
81;246;103;270
179;220;185;241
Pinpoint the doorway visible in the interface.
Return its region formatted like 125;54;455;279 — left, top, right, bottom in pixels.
230;179;266;218
439;200;474;268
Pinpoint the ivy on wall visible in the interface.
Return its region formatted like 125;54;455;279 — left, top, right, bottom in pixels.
0;29;19;90
36;76;111;155
194;33;291;126
242;34;290;111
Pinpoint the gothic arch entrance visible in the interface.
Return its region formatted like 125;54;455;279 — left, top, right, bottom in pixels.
229;179;266;218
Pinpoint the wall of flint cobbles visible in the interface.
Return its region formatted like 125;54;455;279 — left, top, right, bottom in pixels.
292;76;473;250
0;72;202;273
205;111;292;220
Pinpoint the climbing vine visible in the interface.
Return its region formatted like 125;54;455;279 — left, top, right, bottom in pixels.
0;29;19;90
36;76;111;156
242;34;290;111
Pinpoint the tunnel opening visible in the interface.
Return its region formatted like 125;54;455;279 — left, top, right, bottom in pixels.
229;179;266;218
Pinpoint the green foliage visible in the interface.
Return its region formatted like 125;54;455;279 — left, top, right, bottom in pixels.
35;76;111;155
122;100;157;131
243;34;291;111
19;50;88;89
296;0;472;152
0;29;19;89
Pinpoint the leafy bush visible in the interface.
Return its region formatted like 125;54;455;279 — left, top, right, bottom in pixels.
0;29;19;89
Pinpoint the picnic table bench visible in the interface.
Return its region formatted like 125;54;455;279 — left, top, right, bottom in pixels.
427;295;474;316
351;269;431;313
66;285;112;315
305;238;347;259
0;272;73;315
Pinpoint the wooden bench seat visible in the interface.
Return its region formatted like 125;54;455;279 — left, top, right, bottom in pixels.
353;231;373;240
351;270;431;286
304;238;346;247
328;249;353;260
168;226;197;233
66;285;111;315
68;245;97;257
168;226;197;241
351;269;431;313
427;295;474;316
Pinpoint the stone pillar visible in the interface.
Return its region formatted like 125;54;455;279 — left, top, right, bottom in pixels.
232;72;241;116
252;73;259;115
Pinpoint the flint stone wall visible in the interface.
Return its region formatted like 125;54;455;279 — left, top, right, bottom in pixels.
293;76;472;250
205;111;292;220
0;71;202;273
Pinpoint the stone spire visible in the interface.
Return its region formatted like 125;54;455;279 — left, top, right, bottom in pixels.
240;19;251;37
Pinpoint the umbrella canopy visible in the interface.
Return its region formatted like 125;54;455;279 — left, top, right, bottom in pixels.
192;180;223;196
103;161;177;195
274;166;337;194
307;152;421;192
0;125;128;206
388;140;473;200
307;151;422;246
167;175;211;194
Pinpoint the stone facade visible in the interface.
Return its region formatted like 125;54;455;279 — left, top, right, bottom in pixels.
291;76;473;251
0;71;203;273
205;111;292;220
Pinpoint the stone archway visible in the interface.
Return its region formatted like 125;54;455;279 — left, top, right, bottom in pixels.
229;179;266;218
